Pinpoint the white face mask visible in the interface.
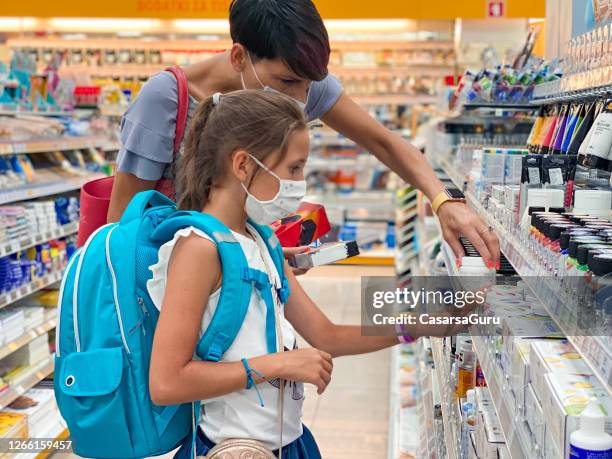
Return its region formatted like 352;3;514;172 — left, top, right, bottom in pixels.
241;53;310;112
241;154;307;226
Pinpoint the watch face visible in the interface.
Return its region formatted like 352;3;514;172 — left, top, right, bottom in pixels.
446;188;465;200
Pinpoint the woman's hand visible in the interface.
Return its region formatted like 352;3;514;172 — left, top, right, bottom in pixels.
437;202;500;269
282;246;311;276
278;348;333;394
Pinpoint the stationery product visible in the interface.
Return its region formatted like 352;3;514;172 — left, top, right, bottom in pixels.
272;202;331;248
288;241;359;269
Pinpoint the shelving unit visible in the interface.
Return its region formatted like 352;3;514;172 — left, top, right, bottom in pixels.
388;345;401;459
0;173;105;206
0;222;78;258
0;270;64;310
430;337;459;459
438;157;612;394
0;355;54;410
0;315;56;361
0;136;114;155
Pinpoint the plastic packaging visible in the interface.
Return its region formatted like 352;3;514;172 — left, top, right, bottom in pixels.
569;400;612;458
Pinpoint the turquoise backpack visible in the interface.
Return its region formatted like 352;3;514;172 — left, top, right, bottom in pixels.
54;191;290;459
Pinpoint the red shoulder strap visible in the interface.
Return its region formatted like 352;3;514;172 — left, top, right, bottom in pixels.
165;66;189;157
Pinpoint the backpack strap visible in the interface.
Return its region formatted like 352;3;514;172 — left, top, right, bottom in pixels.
120;190;175;225
165;66;189;157
247;221;291;304
152;212;259;361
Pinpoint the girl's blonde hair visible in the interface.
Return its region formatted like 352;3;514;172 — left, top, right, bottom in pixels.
176;89;307;210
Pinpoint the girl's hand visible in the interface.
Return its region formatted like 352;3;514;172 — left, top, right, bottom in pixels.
282;246;310;276
279;348;333;394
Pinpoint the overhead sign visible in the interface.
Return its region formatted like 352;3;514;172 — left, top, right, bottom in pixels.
1;0;543;19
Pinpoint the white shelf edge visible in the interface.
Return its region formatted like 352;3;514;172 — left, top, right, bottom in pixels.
0;173;105;206
0;270;63;310
0;222;78;258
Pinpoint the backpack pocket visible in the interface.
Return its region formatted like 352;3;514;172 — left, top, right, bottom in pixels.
56;347;138;458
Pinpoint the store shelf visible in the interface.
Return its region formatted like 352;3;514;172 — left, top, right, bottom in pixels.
531;79;612;104
0;136;112;155
430;337;459;459
0;355;54;410
0;110;73;117
0;270;63;311
437;157;612;394
470;334;531;459
0;173;105;205
8;38;455;52
439;240;531;458
332;65;455;77
335;246;396;266
0;316;57;361
0;222;78;258
352;94;439;105
462;102;537;111
388;345;401;459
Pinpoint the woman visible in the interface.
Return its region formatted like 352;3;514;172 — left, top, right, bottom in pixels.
108;0;500;268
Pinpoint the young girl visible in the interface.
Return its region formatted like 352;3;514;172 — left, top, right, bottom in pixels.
147;90;405;458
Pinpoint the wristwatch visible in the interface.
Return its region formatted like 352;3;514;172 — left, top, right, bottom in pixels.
431;188;466;214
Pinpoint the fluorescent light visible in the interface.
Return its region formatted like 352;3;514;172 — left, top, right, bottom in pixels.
172;19;229;33
0;17;37;31
117;31;143;38
324;19;414;33
49;18;160;32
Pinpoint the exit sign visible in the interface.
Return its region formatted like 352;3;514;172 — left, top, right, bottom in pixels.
487;0;505;17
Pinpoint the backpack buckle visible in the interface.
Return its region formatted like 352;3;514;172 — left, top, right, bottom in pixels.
278;277;291;304
204;332;230;362
241;268;269;291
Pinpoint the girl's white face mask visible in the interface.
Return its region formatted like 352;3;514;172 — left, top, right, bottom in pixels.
242;154;307;226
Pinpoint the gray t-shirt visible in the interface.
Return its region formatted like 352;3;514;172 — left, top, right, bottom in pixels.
116;71;343;181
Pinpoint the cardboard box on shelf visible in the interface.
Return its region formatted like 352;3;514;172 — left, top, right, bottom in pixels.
530;340;595;403
477;411;505;459
4;387;57;438
540;372;612;459
0;412;28;458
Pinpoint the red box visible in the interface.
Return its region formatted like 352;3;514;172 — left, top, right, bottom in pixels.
272;202;331;248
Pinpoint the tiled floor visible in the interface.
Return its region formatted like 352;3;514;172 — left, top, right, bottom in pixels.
54;265;394;459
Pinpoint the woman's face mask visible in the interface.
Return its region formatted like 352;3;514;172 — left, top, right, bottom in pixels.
241;154;307;226
240;53;310;112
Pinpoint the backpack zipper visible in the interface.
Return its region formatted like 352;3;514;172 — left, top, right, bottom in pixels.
55;247;83;358
137;297;149;336
105;226;131;354
73;223;115;353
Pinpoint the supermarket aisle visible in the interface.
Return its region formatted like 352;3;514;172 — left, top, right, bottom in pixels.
297;265;392;459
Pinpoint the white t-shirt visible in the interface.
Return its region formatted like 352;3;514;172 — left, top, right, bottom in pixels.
146;224;304;450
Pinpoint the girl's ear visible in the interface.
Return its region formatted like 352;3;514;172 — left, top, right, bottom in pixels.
231;149;253;183
230;44;248;74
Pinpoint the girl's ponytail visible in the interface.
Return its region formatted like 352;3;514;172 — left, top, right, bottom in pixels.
176;89;307;211
176;97;216;210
